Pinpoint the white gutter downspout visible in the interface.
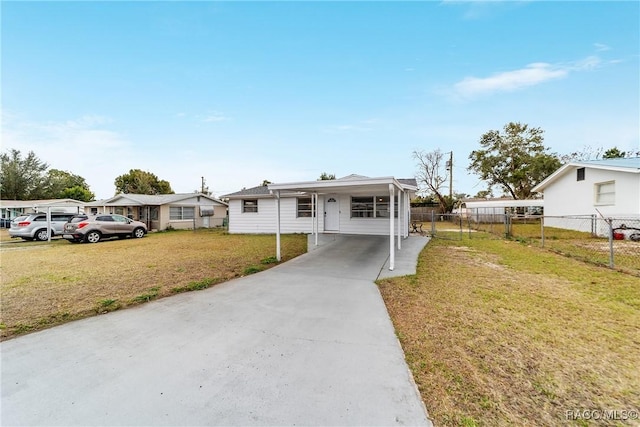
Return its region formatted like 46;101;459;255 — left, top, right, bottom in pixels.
275;191;281;262
389;184;395;271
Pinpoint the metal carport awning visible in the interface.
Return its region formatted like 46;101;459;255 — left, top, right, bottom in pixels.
268;176;417;271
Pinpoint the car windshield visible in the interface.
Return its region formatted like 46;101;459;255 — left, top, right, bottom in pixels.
69;216;88;223
13;216;28;222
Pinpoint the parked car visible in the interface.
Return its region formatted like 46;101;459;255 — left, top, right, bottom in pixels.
62;214;148;243
8;212;77;241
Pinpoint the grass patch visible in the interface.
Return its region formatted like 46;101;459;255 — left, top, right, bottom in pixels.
0;229;307;339
378;232;640;427
243;266;263;275
131;287;161;304
171;277;221;293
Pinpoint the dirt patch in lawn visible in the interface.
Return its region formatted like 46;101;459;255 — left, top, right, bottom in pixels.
0;229;307;340
378;236;640;427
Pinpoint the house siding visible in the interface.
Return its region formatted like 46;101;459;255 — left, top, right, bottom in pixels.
228;198;319;234
228;194;410;236
542;166;640;234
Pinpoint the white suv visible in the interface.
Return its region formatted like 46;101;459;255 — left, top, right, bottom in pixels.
9;213;77;241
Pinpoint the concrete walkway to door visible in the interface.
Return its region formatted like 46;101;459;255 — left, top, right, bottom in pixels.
1;235;432;426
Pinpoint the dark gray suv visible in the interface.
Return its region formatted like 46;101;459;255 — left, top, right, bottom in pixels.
9;212;77;241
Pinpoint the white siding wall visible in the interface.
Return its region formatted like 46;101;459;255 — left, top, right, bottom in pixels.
228;193;411;236
544;168;640;217
543;167;640;234
329;195;393;235
228;197;318;234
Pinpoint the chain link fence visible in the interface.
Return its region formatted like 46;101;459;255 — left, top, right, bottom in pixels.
419;212;640;276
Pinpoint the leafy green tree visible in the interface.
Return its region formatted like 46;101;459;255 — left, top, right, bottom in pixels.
60;186;95;202
42;169;94;201
603;147;626;159
114;169;174;195
0;149;49;200
318;172;336;180
468;122;561;199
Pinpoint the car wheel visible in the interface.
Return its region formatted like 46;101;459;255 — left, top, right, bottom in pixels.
133;227;145;238
35;229;49;241
85;231;101;243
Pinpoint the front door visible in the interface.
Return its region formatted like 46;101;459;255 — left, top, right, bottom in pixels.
324;196;339;231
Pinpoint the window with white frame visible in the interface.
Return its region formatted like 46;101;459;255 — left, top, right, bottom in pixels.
351;197;374;218
170;206;195;220
351;196;398;218
242;199;258;213
594;181;615;205
297;197;312;217
375;196;399;218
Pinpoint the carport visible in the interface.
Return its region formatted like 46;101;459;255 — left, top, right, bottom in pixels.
268;176;417;270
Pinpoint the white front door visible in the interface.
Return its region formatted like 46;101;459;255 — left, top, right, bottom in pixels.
324;196;339;231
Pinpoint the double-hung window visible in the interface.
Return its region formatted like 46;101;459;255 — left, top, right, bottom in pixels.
170;206;195;220
594;181;615;205
297;197;312;217
243;199;258;213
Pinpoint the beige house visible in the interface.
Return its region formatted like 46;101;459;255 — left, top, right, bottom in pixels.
85;193;228;231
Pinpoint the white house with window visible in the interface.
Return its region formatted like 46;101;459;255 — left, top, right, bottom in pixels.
84;193;228;231
224;175;418;269
532;158;640;233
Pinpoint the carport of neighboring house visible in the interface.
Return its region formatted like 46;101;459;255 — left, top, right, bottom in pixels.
267;175;417;270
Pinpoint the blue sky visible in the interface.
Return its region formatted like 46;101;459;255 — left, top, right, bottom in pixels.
2;1;639;199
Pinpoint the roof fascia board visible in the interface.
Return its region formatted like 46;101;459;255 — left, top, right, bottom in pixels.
269;177;414;193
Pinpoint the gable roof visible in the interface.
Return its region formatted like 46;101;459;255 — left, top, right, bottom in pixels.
86;193;227;206
533;157;640;192
223;185;271;199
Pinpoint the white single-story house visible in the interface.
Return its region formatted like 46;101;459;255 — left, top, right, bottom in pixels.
224;175;418;270
532;157;640;234
0;199;85;222
84;193;228;231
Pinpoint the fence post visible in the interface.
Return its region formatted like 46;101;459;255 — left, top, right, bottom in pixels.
540;215;545;247
431;210;436;236
504;213;511;238
591;214;597;236
607;218;614;268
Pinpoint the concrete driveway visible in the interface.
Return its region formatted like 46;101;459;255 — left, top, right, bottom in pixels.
1;235;432;426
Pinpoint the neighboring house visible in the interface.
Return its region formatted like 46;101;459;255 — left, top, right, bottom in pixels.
84;193;228;231
224;175;418;269
532;157;640;234
0;199;85;223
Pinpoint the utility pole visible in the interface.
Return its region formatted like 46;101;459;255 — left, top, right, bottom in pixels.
446;151;453;199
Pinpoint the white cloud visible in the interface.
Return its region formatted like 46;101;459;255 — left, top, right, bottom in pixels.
201;111;231;122
452;56;603;99
594;43;611;52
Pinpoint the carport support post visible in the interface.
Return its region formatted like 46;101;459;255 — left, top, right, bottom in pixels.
397;190;401;250
275;191;281;262
314;192;319;246
389;184;395;271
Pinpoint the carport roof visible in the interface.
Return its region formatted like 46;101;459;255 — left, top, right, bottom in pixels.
268;175;417;195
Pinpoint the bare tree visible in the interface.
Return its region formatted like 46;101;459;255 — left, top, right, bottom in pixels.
412;149;452;213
